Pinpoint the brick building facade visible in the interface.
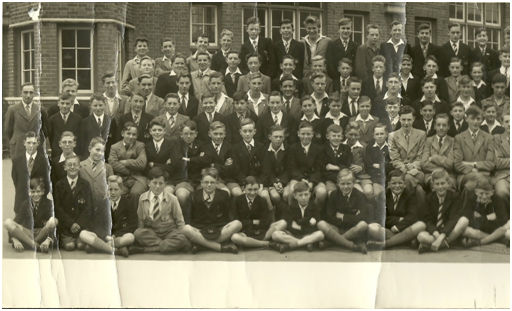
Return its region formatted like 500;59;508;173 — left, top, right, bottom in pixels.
2;2;510;106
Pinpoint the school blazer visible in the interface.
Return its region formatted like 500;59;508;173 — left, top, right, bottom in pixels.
145;138;173;175
325;188;371;228
223;71;242;98
447;118;468;137
153;113;189;141
361;77;388;103
236;73;272;95
198;95;234;117
326;38;358;80
281;97;302;121
480;123;505;135
211;50;229;74
193;112;227;143
363;141;392;184
444;76;460;104
470;47;500;78
108;140;148;178
273;39;305;79
422;190;464;234
117;112;153;143
189;189;232;229
271;77;304;98
154;73;179;99
261;146;289;186
320;144;353;182
287;143;323;184
380;41;412;75
492;133;510;182
14;197;54;231
47;112;81;156
255;111;297;145
231;195;271;234
239;37;277;77
50;156;67;186
349;115;380;144
54;176;93;233
224;111;259;144
409;43;440;78
177;94;200;118
4;102;45;158
401;75;421;102
354;44;381;81
169;138;203;184
473;84;491;103
388;128;426;171
437;41;471;77
385;188;419;232
412;118;436;137
137;191;185;233
79;114;112;157
453;129;495;175
111;194;138;236
198;141;236;182
462;193;508;229
284;201;322;236
421;135;455;173
154;56;173;77
231;140;265;184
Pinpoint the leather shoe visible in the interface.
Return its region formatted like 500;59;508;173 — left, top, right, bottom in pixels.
306;243;314;252
221;243;238;254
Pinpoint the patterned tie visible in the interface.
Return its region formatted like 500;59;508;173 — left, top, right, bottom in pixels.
452;42;458;55
208;112;213;123
393;195;399;211
273;114;279;125
285;100;290;113
341;78;346;88
248;199;253;209
70;180;76;194
155;142;160;153
180;96;187;111
246;143;252;153
425;121;430;133
25;104;31;117
133;114;139;125
152;195;160;220
350;99;357;116
28;156;34;174
422;44;428;59
439;136;443;149
169;115;175;128
456;120;461;131
284;41;290;54
436;200;444;229
97;117;102;128
376;79;382;95
472;132;477;141
111;200;118;212
252;40;258;52
205;193;213;207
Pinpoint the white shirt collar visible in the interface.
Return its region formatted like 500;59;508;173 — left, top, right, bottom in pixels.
279;73;298;80
215;93;227;112
420;95;441;103
225;67;242;76
481;119;501;129
244;139;255;147
500;66;509;75
343;139;364;149
169;70;177;77
325;111;347;120
472;80;487;88
457;96;475;107
153;138;164;148
26;151;37;162
355;114;375;122
373;141;388;149
271;111;283;123
67;175;78;186
247;91;266;106
387;38;405;47
311;92;328;102
301;143;311;153
383;91;402;100
103;91;121;100
301;114;320;122
401;72;414;81
303;34;326;45
268;144;285;153
212;141;223;150
373;76;383;85
450;40;460;50
94;113;105;123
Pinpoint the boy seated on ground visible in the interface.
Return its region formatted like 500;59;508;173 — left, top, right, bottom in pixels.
4;178;57;253
366;170;426;249
461;178;509;247
417;168;469;253
230;176;283;249
183;168;242;254
79;175;137;257
270;181;325;253
317;169;371;254
131;167;190;254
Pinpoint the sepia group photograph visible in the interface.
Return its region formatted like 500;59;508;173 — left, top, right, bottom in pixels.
1;1;510;308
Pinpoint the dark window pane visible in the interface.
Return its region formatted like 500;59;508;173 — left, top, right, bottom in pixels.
23;33;30;50
77;50;90;68
62;49;76;68
62;70;76;81
30;51;35;67
449;5;455;18
77;30;90;47
284;11;293;20
354;33;362;46
30;32;34;47
205;25;215;43
191;7;202;23
24;71;31;83
272;28;280;40
24;52;31;70
272;10;282;26
62;30;75;47
192;25;203;42
205;7;215;23
77;70;91;90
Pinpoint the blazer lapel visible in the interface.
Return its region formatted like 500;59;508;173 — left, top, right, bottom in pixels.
473;132;484;153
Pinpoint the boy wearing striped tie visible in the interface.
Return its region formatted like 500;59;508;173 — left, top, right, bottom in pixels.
131;167;190;254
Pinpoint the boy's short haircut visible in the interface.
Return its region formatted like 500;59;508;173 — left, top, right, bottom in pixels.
301;94;313;104
29;177;45;191
465;106;483;118
174;52;186;63
107;175;124;186
373;122;388;133
134;37;149;47
148;166;168;180
240;118;256;128
209;121;226;132
149;117;166;130
431;168;450;183
345;120;361;132
122;121;138;133
160;37;175;46
386;72;400;81
311;55;325;64
90;93;106;104
435;113;450;124
448;22;460;30
449;57;462;65
60;130;76;142
232;91;248;102
347;76;362;86
269;124;285;135
298;120;314;131
451;101;465;110
293;181;310;193
417;23;431;33
492;73;507;85
326;124;343;135
88;137;106;150
401;54;412;63
421;76;437;87
358;95;372;106
425;54;438;64
243;175;259;187
388;169;405;180
201;167;219;179
245;52;262;63
475;177;493;191
337;168;355;182
246;16;260;26
338;17;352;27
226;50;240;58
329;91;341;103
384;96;400;107
280;75;297;87
196;33;209;42
338;57;353;67
21;82;34;90
366;23;380;34
482;101;497;112
140;56;153;65
209;71;224;82
390;20;402;29
280;18;294;29
196;51;211;60
269;90;282;98
470;61;484;71
62;78;79;90
398;105;415;116
59;92;73;101
311;72;326;81
304;15;320;27
201;93;215;103
177;73;192;82
421;100;435;110
248;72;263;81
101;72;116;84
64;154;80;165
131;92;145;101
371;55;386;65
220;29;234;39
164;92;180;102
282;54;296;64
458;75;472;86
180;119;198;132
138;74;153;84
475;28;487;36
24;131;39;141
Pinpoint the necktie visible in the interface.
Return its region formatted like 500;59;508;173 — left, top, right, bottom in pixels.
436;201;444;229
438;136;443;149
28;156;34;174
303;146;308;155
341;78;346;88
112;200;118;212
32;201;38;212
214;144;221;155
205;193;213;207
376;79;382;95
452;42;458;55
342;41;348;51
155;142;160;153
70;180;76;192
350;99;357;116
284;41;290;53
92;161;99;173
180;96;187;111
248;199;253;209
97;117;102;128
246;144;252;153
456;120;461;131
133;114;139;125
143;96;148;113
273;114;279;125
25;104;31;116
208;112;213;123
231;73;236;84
169;116;175;128
152;195;160;220
62;114;68;123
285;100;290;112
422;45;428;59
393;195;399;211
425;121;430;133
472;132;477;141
252;40;258;52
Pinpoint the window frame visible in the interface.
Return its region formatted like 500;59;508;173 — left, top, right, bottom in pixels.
343;12;366;46
20;29;35;85
190;4;219;47
484;3;501;26
465;2;483;25
449;2;465;22
58;26;94;94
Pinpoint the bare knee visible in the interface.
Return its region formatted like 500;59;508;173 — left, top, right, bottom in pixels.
63;242;76;251
4;219;16;231
368;223;381;234
413;221;426;232
79;230;96;244
458;216;469;226
46;217;58;229
124;233;135;244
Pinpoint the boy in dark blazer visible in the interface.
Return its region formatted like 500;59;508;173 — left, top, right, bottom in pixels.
400;54;421;102
447;102;468;137
412;100;437;137
54;156;93;251
480;102;505;135
182;168;242;254
145;118;173;176
409;23;439;78
239;16;276;78
270;181;324;253
361;55;388;103
50;131;78;185
363;124;392;199
320;124;353;194
176;73;199;118
437;23;471;77
4;177;57;252
79;94;112;158
417;168;468;253
255;91;297;145
380;20;411;75
317;169;371;253
469;28;500;79
273;19;305;79
155;93;190;141
224;92;258;144
470;63;492;102
117;93;153;144
211;29;234;74
193;94;227;144
47;93;81;158
154;54;189;98
326;17;358;80
223;51;243;98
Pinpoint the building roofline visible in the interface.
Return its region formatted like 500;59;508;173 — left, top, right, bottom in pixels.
8;18;135;29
